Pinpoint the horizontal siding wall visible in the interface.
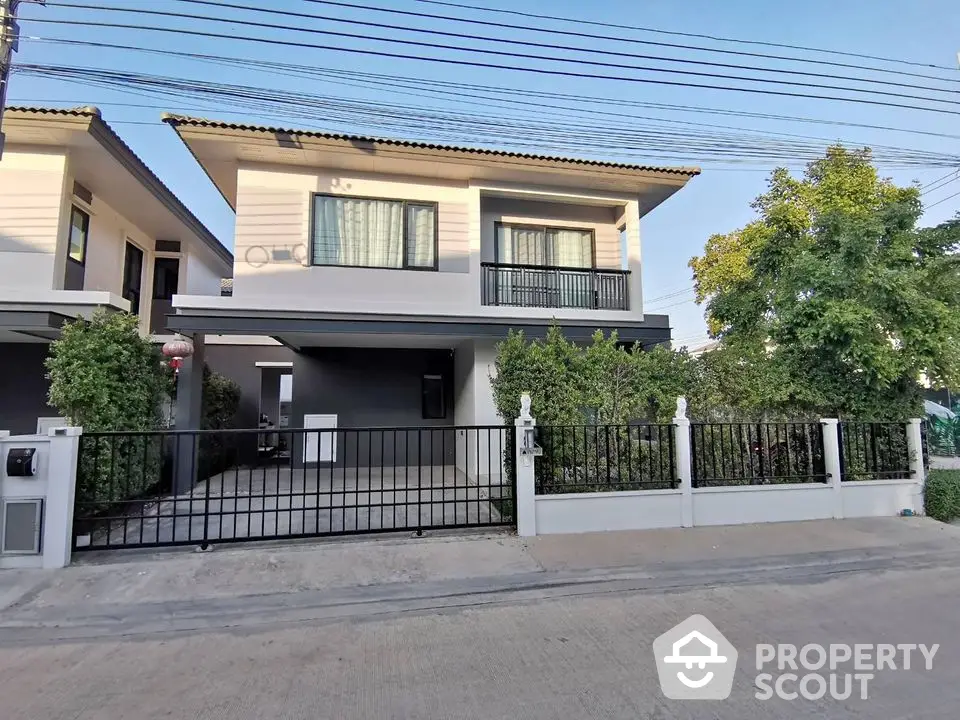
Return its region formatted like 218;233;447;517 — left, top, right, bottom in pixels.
233;166;472;297
480;197;622;268
0;150;67;289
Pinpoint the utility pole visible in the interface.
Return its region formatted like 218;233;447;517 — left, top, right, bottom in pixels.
0;0;44;159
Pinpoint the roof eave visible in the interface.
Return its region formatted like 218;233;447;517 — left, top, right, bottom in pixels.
161;113;702;181
6;107;233;268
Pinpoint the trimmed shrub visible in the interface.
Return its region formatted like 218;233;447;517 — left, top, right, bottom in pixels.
46;310;166;507
924;470;960;523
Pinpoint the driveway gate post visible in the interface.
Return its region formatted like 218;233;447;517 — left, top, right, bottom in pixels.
820;419;843;519
906;418;925;514
673;397;693;528
515;393;537;537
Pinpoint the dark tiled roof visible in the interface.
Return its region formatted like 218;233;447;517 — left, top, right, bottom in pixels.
6;106;233;265
162;114;701;177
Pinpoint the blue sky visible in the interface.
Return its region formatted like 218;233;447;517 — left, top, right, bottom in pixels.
9;0;960;346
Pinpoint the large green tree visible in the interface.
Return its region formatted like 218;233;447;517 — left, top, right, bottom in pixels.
690;147;960;418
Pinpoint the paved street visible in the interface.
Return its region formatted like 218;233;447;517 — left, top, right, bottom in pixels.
2;518;959;719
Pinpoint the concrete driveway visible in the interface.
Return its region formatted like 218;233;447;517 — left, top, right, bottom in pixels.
79;465;510;547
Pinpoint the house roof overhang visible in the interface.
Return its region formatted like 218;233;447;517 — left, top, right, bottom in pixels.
161;114;700;215
165;303;672;350
3;107;233;272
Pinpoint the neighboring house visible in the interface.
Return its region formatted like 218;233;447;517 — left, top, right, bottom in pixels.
161;115;699;454
0;106;233;434
685;339;720;357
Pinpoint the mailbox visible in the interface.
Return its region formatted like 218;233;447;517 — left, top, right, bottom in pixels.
6;448;38;477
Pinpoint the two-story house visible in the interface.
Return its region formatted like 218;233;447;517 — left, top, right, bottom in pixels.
0;106;232;434
161;115;698;469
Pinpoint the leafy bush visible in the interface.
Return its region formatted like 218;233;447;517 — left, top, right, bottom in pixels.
924;470;960;523
46;310;167;507
492;329;694;492
46;310;165;430
926;415;960;457
197;365;242;478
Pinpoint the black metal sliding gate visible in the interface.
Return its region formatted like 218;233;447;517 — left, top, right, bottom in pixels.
72;425;516;551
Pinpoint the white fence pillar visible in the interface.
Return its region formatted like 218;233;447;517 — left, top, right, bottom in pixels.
907;418;925;514
515;394;537;537
43;427;82;569
673;398;693;528
820;418;843;519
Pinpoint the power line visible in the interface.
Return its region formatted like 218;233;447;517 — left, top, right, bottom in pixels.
414;0;958;73
921;172;960;196
146;0;960;96
18;64;960;168
22;35;960;144
45;0;960;103
645;288;696;304
926;189;960;210
24;11;960;116
647;297;698;311
921;169;960;190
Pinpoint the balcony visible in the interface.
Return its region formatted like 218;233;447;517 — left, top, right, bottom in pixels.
480;263;630;311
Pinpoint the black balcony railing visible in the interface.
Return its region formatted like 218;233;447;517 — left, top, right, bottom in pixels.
481;262;629;310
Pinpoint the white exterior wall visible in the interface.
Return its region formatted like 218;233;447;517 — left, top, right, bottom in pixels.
529;481;921;536
690;484;836;527
841;480;920;518
453;340;505;482
183;250;224;295
536;490;684;534
0;150;68;289
228;164;646;321
81;194;155;333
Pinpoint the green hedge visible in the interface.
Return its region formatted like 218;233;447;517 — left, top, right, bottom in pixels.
924;470;960;522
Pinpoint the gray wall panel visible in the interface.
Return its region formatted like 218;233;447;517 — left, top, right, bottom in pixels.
0;343;57;435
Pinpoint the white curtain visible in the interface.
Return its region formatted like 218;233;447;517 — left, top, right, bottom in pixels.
406;204;436;268
496;225;593;307
547;229;592;268
497;226;591;267
498;226;546;265
313;196;404;267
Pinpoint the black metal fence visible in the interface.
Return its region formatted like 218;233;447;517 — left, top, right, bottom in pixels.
691;422;827;487
480;262;630;310
535;424;676;493
839;422;912;481
73;425;515;551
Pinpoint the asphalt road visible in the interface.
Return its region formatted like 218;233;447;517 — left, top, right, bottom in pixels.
1;543;958;719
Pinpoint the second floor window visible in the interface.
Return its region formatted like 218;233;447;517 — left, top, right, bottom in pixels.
311;194;437;270
68;206;89;264
496;223;593;268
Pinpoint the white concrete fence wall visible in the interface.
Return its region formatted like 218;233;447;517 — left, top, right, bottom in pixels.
515;396;926;537
0;427;81;569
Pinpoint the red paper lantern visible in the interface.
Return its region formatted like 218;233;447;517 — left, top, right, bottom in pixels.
161;336;194;374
